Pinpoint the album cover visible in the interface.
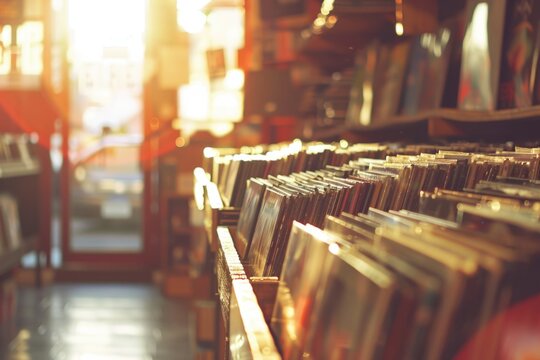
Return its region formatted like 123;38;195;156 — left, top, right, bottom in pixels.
271;222;334;359
372;42;411;121
247;187;287;277
206;48;226;79
408;222;508;354
236;178;270;259
346;42;378;126
401;35;430;115
419;27;454;111
353;241;442;359
303;245;396;360
498;0;540;108
458;0;507;110
375;227;472;359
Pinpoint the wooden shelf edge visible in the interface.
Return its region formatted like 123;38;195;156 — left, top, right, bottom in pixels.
0;161;40;179
436;106;540;123
230;279;282;359
310;106;540;140
206;182;225;209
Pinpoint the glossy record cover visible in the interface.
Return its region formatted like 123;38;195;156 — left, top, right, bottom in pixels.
458;0;507;110
236;178;269;259
498;0;540;108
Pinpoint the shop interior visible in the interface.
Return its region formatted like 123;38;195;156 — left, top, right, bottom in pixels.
0;0;540;359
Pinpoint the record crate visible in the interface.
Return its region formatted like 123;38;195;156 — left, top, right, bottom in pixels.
215;225;280;359
196;170;281;358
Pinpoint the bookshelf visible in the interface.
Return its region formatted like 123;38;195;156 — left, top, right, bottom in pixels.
0;148;43;286
247;0;540;145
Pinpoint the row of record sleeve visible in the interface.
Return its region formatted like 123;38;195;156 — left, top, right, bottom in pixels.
271;201;540;360
205;141;540;359
310;0;540;130
208;141;540;210
230;146;540;279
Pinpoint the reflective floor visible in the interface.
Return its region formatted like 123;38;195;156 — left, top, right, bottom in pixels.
0;284;195;360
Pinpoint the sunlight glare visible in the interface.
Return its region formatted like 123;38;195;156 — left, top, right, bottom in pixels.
68;0;146;62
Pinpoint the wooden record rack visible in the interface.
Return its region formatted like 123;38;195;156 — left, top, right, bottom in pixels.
195;168;281;359
0;142;42;286
200;178;241;252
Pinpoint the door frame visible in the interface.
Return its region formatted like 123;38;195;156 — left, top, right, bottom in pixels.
59;0;157;270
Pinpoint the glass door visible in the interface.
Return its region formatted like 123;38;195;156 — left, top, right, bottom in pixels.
62;0;147;265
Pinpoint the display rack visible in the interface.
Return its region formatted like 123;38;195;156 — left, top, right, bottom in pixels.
196;169;281;360
310;106;540;142
195;0;540;358
0;158;42;285
252;0;540;145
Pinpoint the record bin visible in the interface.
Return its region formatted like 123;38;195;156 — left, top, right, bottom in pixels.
196;168;281;359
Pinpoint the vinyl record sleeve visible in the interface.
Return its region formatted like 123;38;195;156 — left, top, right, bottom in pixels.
236;178;271;259
372;42;411;121
271;222;335;359
353;241;442;359
498;0;540;108
375;227;475;360
247;188;287;277
458;0;507;110
303;245;396;360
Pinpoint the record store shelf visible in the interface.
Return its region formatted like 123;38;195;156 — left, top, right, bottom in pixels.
311;106;540;142
197;170;281;359
0;153;43;286
215;226;280;359
202;180;240;252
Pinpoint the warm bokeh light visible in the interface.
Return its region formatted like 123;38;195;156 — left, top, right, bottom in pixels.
177;10;206;34
179;82;210;121
176;2;245;139
395;22;404;36
176;0;210;34
224;69;244;90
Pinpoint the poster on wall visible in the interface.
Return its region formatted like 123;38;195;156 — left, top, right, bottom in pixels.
458;0;507;110
206;48;227;79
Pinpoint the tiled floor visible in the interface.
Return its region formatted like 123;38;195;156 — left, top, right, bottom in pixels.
0;284;196;360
